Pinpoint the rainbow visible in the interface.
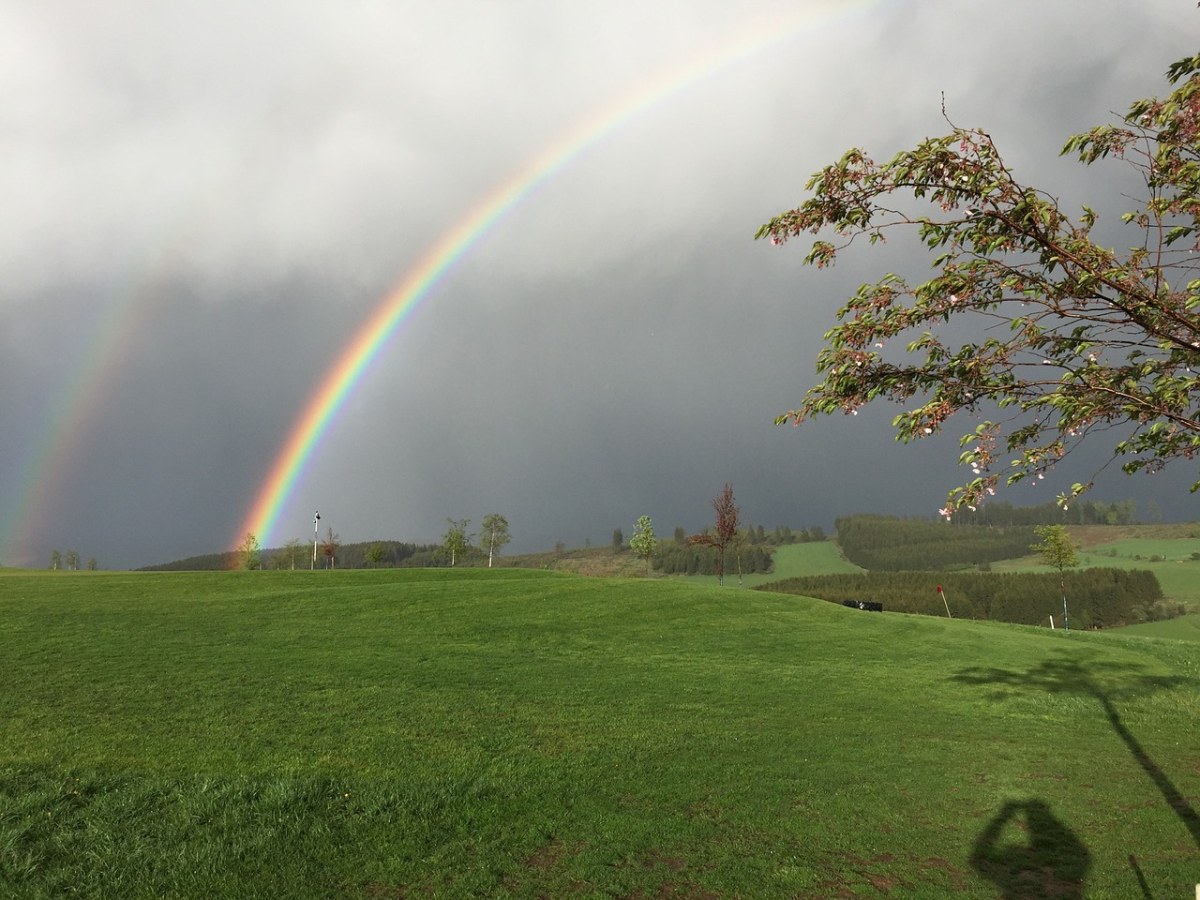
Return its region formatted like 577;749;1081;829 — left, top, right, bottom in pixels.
1;96;291;567
0;256;178;567
236;1;877;549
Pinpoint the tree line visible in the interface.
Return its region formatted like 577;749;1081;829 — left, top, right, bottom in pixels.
268;539;444;570
48;549;98;571
835;515;1038;572
948;500;1138;528
758;569;1164;628
608;486;825;583
653;544;773;576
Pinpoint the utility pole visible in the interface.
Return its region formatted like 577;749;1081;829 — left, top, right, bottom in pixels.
312;510;321;570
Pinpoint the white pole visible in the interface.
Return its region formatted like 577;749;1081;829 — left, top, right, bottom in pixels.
937;585;952;618
313;511;320;570
1049;615;1055;630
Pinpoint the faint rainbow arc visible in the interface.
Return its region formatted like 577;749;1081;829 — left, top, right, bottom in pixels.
237;2;861;549
0;257;176;567
1;87;299;568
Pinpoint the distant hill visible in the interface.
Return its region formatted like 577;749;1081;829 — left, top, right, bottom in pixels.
139;551;240;571
140;540;442;572
835;514;1037;571
137;510;1199;576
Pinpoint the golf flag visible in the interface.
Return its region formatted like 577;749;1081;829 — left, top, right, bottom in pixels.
936;584;951;618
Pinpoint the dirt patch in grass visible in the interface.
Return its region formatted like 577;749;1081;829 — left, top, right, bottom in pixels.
972;856;1088;898
524;837;586;870
641;850;687;872
808;850;970;897
506;839;593;896
612;849;720;900
361;883;410;898
621;882;718;900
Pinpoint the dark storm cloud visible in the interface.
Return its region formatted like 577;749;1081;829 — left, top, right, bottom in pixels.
1;0;1194;567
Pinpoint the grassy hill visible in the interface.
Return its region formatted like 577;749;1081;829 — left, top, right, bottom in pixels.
1;569;1197;897
995;530;1200;610
666;540;863;588
506;540;858;584
1117;613;1200;642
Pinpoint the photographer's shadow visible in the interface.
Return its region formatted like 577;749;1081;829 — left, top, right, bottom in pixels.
970;799;1090;899
953;656;1199;849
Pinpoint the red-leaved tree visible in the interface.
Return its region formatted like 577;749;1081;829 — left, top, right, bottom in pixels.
690;483;741;585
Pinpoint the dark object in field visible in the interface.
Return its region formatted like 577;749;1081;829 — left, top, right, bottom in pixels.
843;600;883;612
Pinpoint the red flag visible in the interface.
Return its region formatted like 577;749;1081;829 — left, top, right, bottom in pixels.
936;585;943;593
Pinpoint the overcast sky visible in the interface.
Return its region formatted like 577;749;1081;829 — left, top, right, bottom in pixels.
2;1;1196;569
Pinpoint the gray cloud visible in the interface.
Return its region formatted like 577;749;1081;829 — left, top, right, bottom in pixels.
2;0;1194;568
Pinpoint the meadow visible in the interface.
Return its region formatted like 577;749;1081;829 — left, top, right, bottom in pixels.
670;541;864;589
1;568;1197;898
995;534;1200;609
1119;614;1200;642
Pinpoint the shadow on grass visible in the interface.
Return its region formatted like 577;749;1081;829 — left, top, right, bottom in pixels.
952;656;1200;850
969;799;1090;899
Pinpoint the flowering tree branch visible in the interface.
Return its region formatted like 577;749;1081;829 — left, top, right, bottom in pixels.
758;52;1200;516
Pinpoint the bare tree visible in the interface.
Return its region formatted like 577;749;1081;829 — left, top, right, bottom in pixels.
689;484;741;585
320;527;340;569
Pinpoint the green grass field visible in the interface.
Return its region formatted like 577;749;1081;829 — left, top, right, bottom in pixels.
1117;613;1200;642
678;540;864;588
995;535;1200;609
2;569;1197;897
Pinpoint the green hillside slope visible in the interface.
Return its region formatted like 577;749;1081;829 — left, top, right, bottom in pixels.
1116;613;1200;642
997;535;1200;608
675;540;862;587
1;569;1196;897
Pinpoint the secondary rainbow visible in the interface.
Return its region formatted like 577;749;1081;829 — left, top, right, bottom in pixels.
0;256;175;567
236;1;872;549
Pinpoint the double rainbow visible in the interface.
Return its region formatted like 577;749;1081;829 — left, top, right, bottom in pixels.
0;3;878;564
